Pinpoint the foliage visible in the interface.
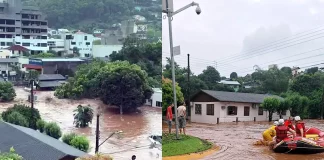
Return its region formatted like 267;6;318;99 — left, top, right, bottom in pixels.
0;147;23;160
305;67;319;74
162;77;184;115
73;105;94;128
162;133;212;157
36;119;46;133
0;82;16;102
44;122;62;139
261;97;281;122
285;93;310;118
277;99;291;119
70;136;90;152
26;70;40;80
55;60;152;113
62;133;77;145
1;104;41;129
230;72;238;79
76;153;113;160
30;53;56;58
6;112;29;127
198;66;221;88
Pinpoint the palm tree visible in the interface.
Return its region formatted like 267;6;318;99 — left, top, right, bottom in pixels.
73;105;94;128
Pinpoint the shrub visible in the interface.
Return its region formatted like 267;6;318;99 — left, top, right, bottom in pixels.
70;136;90;152
0;147;23;160
0;82;16;102
1;104;41;129
62;133;77;145
36;119;46;133
6;112;29;127
44;122;62;139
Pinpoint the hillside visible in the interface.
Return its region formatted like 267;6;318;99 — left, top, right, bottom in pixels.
22;0;161;32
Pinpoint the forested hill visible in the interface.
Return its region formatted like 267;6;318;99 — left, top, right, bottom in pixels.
22;0;161;31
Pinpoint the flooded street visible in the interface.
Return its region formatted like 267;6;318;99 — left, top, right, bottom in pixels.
163;120;324;160
0;87;162;160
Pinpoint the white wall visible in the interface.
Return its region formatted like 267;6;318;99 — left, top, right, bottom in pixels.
92;45;123;58
0;49;11;58
15;36;49;52
191;101;290;124
152;91;162;107
18;57;29;72
70;33;94;57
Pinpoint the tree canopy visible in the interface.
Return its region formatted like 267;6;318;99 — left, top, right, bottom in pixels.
162;77;184;115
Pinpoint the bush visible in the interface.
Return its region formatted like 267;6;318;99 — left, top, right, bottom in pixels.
70;136;90;152
6;112;29;127
1;104;41;129
62;133;77;145
36;119;46;133
44;122;62;139
0;82;16;102
0;147;23;160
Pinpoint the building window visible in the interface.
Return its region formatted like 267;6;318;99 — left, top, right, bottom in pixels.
86;42;90;45
244;106;250;116
85;53;90;57
71;42;76;45
22;43;30;46
16;42;21;44
6;42;13;46
0;42;5;46
195;104;202;115
258;107;263;115
41;43;47;47
282;110;287;116
206;104;214;116
228;106;237;115
84;36;87;40
155;101;162;107
6;56;9;58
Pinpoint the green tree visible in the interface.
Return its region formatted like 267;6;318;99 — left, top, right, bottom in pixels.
280;66;292;76
26;70;40;80
261;97;281;121
44;122;62;139
230;72;238;79
70;136;90;152
277;99;291;119
73;105;94;128
0;82;16;102
198;66;221;88
162;77;184;115
0;147;23;160
62;133;77;145
6;112;29;127
30;52;56;58
305;67;319;74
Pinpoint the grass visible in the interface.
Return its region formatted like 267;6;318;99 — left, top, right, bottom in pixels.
162;133;212;157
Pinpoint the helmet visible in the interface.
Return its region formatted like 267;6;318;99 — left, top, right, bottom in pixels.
278;119;284;125
294;116;301;121
274;121;279;126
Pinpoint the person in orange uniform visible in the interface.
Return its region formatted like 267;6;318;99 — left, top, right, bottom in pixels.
294;116;306;137
262;121;278;145
275;119;296;143
284;116;295;130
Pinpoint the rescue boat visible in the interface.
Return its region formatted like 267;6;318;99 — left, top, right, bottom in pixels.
273;137;324;154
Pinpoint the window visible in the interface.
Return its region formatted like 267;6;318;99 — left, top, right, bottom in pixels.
206;104;214;116
0;42;5;46
41;43;47;47
71;42;76;45
227;106;237;115
282;110;287;115
84;36;87;40
6;56;9;58
16;42;21;44
86;42;90;45
6;42;13;46
155;101;162;107
195;104;202;115
258;107;264;115
85;53;90;57
22;43;30;46
244;106;250;116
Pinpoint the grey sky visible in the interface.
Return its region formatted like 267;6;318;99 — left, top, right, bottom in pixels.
162;0;324;77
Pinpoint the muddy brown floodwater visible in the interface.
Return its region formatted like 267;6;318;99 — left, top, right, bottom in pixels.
163;120;324;160
0;87;162;160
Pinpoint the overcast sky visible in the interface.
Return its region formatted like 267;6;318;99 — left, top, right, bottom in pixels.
162;0;324;77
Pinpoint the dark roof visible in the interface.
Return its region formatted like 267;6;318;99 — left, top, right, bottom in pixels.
0;122;87;160
0;58;18;63
193;90;283;104
38;81;65;88
5;45;29;51
38;74;66;81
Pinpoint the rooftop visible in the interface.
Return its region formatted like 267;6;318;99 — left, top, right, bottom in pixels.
0;58;18;63
38;81;65;88
192;90;282;104
219;80;240;85
0;122;87;160
152;88;162;93
30;58;84;62
5;45;29;52
38;74;66;81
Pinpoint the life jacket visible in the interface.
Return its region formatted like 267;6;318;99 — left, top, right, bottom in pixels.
295;122;306;137
284;120;295;130
275;125;289;142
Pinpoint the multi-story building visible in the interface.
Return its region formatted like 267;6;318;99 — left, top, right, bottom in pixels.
0;0;48;54
68;31;94;57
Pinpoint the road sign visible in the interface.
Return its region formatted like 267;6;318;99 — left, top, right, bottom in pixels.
173;45;181;56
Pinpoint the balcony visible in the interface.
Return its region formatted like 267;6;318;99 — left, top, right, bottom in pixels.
21;24;47;29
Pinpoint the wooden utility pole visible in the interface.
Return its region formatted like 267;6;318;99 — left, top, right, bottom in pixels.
30;80;36;129
187;54;190;120
95;113;100;153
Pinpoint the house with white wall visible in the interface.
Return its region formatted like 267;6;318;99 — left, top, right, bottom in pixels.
91;45;123;58
190;90;290;124
219;80;240;92
69;31;94;57
145;88;162;107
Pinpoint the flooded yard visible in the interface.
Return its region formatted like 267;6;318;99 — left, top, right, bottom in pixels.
1;87;162;160
163;120;324;160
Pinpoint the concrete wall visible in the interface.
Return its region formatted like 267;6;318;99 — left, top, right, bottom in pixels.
152;91;162;107
0;49;10;58
191;101;291;124
92;45;122;58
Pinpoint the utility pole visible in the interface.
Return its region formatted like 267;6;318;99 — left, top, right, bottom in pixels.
30;79;35;129
187;54;190;122
95;113;100;153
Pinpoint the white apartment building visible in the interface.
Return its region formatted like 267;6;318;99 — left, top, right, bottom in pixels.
69;31;94;57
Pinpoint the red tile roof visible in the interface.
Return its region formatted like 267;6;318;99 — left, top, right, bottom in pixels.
5;45;29;51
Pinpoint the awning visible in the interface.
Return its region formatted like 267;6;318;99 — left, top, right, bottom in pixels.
23;64;42;69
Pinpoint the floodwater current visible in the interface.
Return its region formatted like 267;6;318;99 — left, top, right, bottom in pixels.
0;87;162;160
163;120;324;160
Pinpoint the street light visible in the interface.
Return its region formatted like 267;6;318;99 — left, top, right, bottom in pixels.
163;0;201;139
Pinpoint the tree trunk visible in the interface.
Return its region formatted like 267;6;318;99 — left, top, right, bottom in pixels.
268;111;273;122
